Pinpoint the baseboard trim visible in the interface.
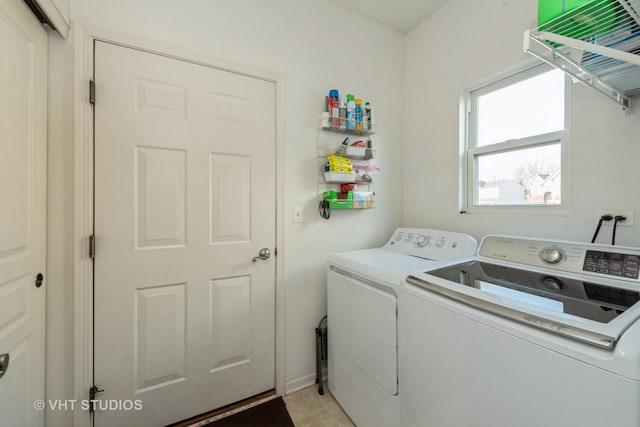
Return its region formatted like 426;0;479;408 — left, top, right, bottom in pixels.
285;368;327;395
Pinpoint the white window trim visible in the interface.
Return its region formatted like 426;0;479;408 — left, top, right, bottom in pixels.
460;63;571;215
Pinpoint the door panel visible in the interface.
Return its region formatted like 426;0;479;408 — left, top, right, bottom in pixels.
209;153;251;243
209;276;251;370
94;41;276;426
134;283;187;393
134;146;187;248
0;1;47;426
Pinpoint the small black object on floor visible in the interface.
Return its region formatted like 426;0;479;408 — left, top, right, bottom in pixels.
208;397;294;427
315;315;328;395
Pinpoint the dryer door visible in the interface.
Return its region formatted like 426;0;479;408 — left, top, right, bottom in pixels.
328;267;397;394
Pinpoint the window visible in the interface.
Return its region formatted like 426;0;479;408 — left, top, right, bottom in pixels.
462;65;569;210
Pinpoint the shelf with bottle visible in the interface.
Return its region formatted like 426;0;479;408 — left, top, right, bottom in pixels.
317;136;377;187
318;89;378;216
322;190;374;210
323;89;376;135
321;170;376;185
317;138;374;160
320;116;376;136
320;155;377;182
318;152;377;209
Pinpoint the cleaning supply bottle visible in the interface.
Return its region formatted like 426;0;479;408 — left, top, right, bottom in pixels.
365;101;372;131
346;94;356;130
355;98;363;132
339;98;346;130
328;89;340;128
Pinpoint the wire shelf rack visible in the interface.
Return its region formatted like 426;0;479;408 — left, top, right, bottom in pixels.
525;0;640;110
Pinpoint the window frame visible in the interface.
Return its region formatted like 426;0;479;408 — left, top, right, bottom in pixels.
460;63;571;214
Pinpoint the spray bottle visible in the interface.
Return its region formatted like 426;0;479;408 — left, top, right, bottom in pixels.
346;94;356;130
328;89;339;128
355;99;363;132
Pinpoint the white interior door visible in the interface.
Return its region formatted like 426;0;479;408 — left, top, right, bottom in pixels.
0;0;47;426
93;41;276;426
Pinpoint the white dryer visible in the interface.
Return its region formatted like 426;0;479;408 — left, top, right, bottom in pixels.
327;228;477;427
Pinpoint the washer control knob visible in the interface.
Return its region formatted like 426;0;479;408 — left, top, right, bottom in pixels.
394;233;403;241
539;246;565;264
404;233;414;243
436;238;446;248
416;235;427;247
541;276;563;292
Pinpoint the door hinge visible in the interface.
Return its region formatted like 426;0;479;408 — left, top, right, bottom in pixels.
89;234;96;259
89;385;104;413
89;80;95;104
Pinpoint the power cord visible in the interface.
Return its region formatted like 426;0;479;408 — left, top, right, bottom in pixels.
591;214;613;243
612;215;626;245
318;200;331;219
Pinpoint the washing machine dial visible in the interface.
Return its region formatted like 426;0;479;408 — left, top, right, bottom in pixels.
394;233;403;241
435;238;446;248
416;235;427;247
404;233;414;243
539;246;565;264
541;276;563;292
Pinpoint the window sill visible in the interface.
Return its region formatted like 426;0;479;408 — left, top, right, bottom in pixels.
460;205;569;217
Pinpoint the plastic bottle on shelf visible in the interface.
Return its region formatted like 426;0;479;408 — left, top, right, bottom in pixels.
339;98;346;130
362;106;368;132
365;101;372;131
346;94;356;130
329;89;340;128
355;99;363;132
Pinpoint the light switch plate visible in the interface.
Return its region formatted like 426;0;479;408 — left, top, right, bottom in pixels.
293;205;304;223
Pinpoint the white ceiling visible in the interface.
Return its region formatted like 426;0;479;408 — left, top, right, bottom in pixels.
325;0;450;34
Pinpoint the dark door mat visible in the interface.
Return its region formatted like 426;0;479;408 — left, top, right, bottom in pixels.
208;397;294;427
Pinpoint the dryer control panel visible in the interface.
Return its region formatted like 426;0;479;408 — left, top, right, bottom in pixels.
383;228;477;262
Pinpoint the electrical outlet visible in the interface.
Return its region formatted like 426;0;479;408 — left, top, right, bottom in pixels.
293;205;304;223
597;210;634;227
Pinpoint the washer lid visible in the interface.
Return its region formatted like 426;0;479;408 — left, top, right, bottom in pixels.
408;260;640;350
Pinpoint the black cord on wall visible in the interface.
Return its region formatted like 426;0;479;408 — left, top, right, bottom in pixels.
591;215;613;243
612;215;626;245
318;200;331;219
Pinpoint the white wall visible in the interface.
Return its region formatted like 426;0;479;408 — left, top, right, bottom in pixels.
45;1;404;425
404;0;640;246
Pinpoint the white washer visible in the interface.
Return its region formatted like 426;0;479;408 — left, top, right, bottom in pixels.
327;228;477;427
401;235;640;427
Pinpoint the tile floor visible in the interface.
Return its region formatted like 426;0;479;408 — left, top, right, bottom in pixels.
284;382;355;427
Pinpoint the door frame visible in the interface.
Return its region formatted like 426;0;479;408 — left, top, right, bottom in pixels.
73;23;286;427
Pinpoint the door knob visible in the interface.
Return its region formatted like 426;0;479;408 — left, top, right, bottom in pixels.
0;353;9;380
252;248;271;262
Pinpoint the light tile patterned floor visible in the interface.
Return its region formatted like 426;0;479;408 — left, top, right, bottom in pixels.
284;383;356;427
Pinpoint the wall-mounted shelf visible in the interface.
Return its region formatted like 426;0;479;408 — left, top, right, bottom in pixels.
321;123;376;136
317;118;377;215
524;0;640;110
